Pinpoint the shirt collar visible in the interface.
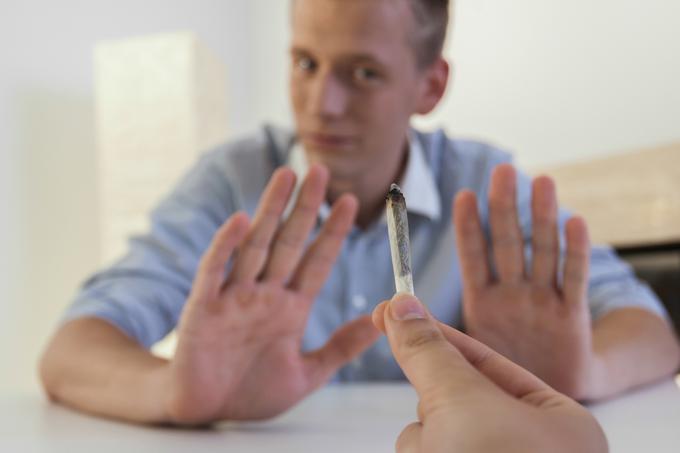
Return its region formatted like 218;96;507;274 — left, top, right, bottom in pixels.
399;131;441;221
282;141;332;221
283;132;441;223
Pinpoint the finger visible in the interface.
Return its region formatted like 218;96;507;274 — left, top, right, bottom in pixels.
530;176;559;287
382;294;483;400
396;422;423;453
261;164;329;283
193;212;250;303
371;300;389;333
453;190;491;291
488;164;525;283
303;315;380;389
228;167;297;283
432;320;552;400
289;193;358;299
562;216;590;310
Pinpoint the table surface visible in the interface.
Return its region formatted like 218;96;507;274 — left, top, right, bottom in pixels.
3;379;680;453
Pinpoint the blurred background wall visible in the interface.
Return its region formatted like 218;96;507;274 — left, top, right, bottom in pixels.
0;0;678;394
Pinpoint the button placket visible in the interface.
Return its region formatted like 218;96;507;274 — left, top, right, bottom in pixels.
351;294;367;310
345;232;363;318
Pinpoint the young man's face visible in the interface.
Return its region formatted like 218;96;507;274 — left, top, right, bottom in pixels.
289;0;437;181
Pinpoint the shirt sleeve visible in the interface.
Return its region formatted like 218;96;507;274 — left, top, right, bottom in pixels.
511;167;669;321
61;147;240;348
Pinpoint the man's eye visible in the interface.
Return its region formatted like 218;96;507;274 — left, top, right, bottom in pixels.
353;67;380;82
296;56;316;72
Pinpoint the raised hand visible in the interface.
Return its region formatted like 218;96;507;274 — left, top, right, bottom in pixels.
454;163;597;399
167;165;380;424
372;294;608;453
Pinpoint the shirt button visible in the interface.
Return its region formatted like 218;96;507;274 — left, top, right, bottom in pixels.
351;294;367;310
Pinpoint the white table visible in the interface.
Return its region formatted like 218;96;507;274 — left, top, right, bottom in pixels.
2;379;680;452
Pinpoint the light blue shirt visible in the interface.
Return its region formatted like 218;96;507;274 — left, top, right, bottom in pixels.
63;125;667;381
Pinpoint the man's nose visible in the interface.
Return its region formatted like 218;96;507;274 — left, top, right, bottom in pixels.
307;71;348;119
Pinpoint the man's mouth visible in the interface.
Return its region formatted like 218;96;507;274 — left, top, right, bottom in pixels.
301;132;356;149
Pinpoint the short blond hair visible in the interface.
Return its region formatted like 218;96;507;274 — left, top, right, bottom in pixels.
408;0;451;68
290;0;451;68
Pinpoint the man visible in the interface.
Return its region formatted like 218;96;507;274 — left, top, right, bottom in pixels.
40;0;679;424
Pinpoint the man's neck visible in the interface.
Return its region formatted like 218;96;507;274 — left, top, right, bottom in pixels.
327;144;409;230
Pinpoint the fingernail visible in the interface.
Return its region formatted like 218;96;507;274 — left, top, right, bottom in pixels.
390;295;427;321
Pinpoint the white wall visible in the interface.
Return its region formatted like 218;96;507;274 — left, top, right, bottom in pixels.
0;0;256;394
1;0;678;394
420;0;680;169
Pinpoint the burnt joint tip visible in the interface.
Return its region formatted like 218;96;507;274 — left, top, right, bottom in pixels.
387;183;405;202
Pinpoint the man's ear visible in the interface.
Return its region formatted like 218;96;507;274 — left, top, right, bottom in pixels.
415;58;450;115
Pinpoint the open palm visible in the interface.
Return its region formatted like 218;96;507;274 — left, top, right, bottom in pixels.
454;164;595;398
166;165;379;424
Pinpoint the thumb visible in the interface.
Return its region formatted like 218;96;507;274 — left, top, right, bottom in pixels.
381;294;482;399
303;315;381;389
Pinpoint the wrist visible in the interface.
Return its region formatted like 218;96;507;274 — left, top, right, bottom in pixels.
141;359;175;424
161;361;225;426
111;356;175;425
577;352;607;402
